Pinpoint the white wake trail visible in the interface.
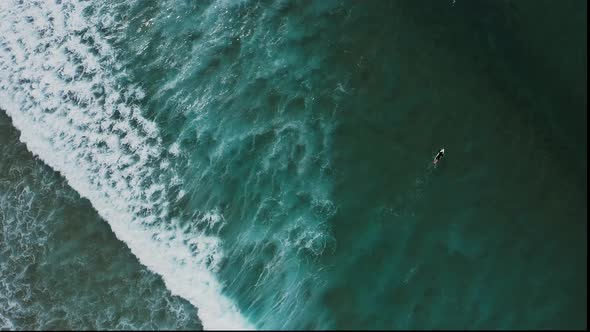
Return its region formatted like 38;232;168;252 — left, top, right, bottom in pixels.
0;0;252;329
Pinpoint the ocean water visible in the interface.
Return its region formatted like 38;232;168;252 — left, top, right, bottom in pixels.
0;0;586;330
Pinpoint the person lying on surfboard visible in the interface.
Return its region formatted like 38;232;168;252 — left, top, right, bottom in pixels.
433;148;445;166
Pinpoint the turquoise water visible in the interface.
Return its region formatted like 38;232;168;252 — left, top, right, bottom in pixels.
0;0;586;330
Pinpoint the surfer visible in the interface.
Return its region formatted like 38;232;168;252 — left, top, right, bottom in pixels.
433;148;445;166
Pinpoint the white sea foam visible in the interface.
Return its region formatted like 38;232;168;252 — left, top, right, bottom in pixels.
0;0;252;329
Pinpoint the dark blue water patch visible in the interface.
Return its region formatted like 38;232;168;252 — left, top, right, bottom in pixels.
402;0;587;178
304;1;586;329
